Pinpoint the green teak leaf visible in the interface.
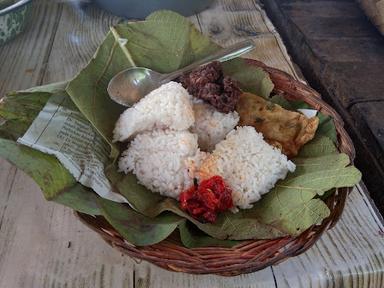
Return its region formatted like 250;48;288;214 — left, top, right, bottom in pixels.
66;30;131;159
0;82;68;140
0;93;50;140
316;112;338;143
0;138;101;215
222;58;274;98
114;10;220;73
298;136;338;157
251;145;361;235
194;210;286;240
0;85;102;215
265;198;330;235
66;10;221;161
98;198;182;246
55;184;101;215
145;198;285;240
281;166;361;196
270;94;293;109
293;153;350;174
106;164;165;213
0;139;74;199
107;167;281;241
178;220;239;248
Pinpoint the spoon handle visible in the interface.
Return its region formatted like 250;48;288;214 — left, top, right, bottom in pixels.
160;39;255;83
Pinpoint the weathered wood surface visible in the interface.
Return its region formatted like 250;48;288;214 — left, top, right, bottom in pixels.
0;0;62;92
262;0;384;214
0;0;383;287
357;0;384;34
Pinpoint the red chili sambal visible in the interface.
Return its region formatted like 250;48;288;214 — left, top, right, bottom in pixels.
179;176;233;223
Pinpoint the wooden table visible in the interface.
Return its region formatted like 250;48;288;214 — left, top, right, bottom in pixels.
262;0;384;212
1;0;384;287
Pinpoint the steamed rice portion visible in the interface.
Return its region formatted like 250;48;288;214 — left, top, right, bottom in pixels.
113;82;194;142
119;129;204;199
114;81;295;211
192;101;239;151
198;126;296;209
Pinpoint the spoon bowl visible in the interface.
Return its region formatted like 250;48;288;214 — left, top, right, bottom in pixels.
107;40;256;106
108;67;163;106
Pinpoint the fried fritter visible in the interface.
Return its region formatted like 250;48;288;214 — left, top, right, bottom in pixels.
236;92;319;158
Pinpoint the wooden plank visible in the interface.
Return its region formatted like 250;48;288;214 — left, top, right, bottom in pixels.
43;2;121;83
0;2;136;288
0;1;61;286
263;0;384;222
272;184;384;288
134;263;277;288
0;0;63;96
348;101;384;212
0;159;17;245
0;2;66;285
357;0;384;34
0;169;135;288
195;0;301;79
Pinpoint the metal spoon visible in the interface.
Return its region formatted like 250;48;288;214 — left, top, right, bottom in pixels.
107;39;255;106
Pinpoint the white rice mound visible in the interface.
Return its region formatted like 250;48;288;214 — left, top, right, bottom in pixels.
113;82;195;142
191;101;239;152
198;126;296;209
118;129;205;199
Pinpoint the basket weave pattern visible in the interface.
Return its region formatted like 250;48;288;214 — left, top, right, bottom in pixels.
76;59;355;276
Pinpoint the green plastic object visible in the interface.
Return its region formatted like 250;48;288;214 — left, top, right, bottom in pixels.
0;0;32;45
93;0;214;19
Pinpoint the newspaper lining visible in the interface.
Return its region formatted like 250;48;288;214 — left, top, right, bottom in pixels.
17;92;127;203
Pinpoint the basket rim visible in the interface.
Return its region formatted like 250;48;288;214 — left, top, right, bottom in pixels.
75;58;356;276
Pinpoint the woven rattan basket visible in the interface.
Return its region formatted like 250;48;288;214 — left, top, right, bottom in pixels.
76;59;355;276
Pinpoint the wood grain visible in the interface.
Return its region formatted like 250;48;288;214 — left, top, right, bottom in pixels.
262;0;384;219
0;0;383;287
0;0;63;96
42;2;121;83
0;2;137;288
195;0;301;79
0;169;135;288
272;184;384;288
